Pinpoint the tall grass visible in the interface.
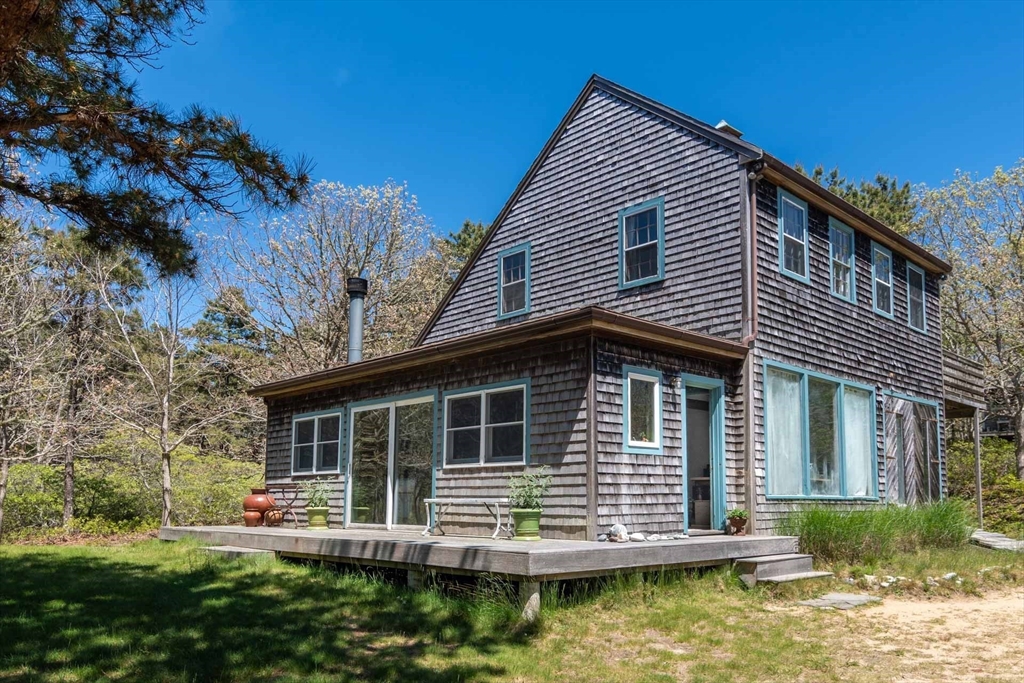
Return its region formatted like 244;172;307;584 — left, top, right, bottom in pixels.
779;500;975;565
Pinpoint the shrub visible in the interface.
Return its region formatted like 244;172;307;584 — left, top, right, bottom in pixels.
946;437;1017;498
780;500;975;565
984;475;1024;539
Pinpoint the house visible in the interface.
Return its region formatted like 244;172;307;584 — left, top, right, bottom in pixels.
249;75;985;539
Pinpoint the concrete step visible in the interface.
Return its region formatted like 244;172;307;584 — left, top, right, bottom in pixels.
758;571;834;585
734;553;817;587
202;545;275;560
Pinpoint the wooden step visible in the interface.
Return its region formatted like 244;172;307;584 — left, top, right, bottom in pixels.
758;571;834;584
734;553;818;587
202;545;275;560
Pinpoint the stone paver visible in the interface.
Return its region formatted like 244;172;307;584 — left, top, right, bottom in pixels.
798;593;881;610
971;529;1024;552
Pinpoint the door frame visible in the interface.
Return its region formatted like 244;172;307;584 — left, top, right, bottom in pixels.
343;390;438;529
882;390;942;504
679;373;727;532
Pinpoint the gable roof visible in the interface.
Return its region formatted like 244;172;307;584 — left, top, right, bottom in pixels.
250;306;747;399
414;75;951;346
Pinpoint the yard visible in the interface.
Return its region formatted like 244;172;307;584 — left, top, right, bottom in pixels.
0;540;1021;683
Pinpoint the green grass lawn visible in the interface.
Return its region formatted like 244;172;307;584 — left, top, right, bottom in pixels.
1;539;1021;683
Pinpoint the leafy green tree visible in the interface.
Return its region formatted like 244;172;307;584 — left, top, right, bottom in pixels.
444;220;488;271
0;0;310;275
795;164;919;237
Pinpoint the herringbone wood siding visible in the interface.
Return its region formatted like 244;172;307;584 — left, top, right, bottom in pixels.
751;181;944;532
421;87;746;345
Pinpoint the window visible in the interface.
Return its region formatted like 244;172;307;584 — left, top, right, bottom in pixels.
292;412;341;474
828;218;856;302
444;381;529;466
907;263;927;332
777;189;810;283
623;366;662;453
871;242;894;318
497;243;530;319
618;198;665;289
764;361;876;499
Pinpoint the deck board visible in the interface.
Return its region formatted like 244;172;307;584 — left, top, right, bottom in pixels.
160;526;798;580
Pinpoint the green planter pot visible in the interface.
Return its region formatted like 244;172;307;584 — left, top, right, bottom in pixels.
511;508;542;541
352;506;371;524
306;507;330;530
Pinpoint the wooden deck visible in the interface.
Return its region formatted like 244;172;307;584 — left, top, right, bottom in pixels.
159;526;798;581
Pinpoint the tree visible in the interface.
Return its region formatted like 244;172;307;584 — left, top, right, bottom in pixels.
796;164;919;237
43;227;141;524
0;0;310;275
216;180;453;378
918;160;1024;477
444;219;487;273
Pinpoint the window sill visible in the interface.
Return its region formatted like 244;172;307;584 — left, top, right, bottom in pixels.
765;495;880;502
623;444;663;455
290;470;341;477
779;268;811;285
496;308;529;321
442;460;526;470
618;275;665;291
872;308;895;320
829;290;856;305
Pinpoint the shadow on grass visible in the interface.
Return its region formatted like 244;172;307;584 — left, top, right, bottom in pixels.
0;542;518;682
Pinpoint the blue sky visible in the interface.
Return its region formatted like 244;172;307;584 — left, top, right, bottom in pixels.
137;0;1024;237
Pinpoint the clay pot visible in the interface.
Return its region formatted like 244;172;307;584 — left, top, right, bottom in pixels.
728;517;747;536
244;488;275;526
243;510;263;527
264;508;284;527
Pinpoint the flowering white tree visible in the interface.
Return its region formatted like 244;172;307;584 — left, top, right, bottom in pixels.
919;160;1024;476
215;180;456;379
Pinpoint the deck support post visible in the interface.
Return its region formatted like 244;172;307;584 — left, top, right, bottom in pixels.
407;568;425;590
973;409;984;528
518;581;541;622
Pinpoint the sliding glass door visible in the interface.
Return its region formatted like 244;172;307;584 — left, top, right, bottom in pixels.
347;395;435;528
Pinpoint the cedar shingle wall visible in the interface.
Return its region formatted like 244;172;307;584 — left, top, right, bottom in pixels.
421;87;745;345
594;339;745;534
751;181;945;532
265;338;589;539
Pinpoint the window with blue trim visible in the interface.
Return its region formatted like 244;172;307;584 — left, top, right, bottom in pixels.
765;362;875;499
619;198;665;288
778;190;809;282
907;263;927;332
292;413;341;474
444;383;527;466
623;366;662;452
828;218;855;302
871;242;894;318
497;243;530;318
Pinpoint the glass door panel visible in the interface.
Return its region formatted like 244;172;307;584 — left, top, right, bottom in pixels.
350;407;390;525
393;401;434;527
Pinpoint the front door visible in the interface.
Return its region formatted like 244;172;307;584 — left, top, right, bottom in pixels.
885;395;941;504
347;396;435;528
681;376;726;532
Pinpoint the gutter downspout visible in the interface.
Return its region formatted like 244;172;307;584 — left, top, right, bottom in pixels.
741;157;765;534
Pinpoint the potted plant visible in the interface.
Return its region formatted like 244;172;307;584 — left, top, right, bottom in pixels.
301;479;332;530
507;466;552;541
726;508;748;535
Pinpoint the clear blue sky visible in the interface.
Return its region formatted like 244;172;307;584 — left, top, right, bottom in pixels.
137;0;1024;236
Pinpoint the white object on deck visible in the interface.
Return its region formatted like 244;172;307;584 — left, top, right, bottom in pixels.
422;498;513;539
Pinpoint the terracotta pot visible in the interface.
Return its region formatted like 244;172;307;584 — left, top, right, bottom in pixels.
264;508;284;527
244;488;275;526
243;510;263;527
728;517;747;536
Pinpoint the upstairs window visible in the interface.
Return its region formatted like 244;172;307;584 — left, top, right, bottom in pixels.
871;242;894;318
618;198;665;289
292;412;341;474
828;218;856;302
907;263;927;332
623;366;663;453
777;189;810;283
444;382;529;466
497;243;530;319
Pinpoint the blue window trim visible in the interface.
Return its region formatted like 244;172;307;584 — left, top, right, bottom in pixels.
496;242;531;320
777;189;811;284
906;261;927;333
617;197;666;290
763;359;879;501
622;365;664;454
828;217;856;303
291;408;345;476
871;241;895;319
441;378;532;467
881;390;943;501
678;373;727;532
341;389;438;528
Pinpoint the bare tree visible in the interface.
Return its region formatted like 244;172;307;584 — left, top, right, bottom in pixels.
214;180;456;379
920;160;1024;476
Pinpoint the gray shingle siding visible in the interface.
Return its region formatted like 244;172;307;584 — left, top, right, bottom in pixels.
421;87;746;345
751;180;944;532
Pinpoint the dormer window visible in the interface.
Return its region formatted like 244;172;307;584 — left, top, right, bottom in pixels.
618;198;665;289
497;243;530;319
777;189;810;283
